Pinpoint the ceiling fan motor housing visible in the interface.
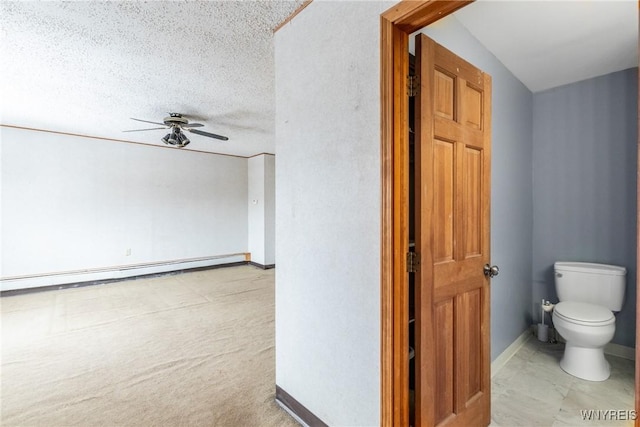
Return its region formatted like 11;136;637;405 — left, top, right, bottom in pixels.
163;114;189;126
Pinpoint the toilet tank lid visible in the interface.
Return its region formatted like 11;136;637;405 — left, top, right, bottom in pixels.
554;262;626;276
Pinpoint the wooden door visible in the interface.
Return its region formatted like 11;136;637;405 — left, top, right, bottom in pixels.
414;34;492;427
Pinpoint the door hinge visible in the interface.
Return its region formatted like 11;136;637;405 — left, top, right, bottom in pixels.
407;251;419;273
407;75;420;97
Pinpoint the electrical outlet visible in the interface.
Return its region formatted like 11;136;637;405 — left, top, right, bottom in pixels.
126;248;131;256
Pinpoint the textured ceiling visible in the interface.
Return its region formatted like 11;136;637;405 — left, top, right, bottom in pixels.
1;1;304;157
2;1;637;157
454;0;638;93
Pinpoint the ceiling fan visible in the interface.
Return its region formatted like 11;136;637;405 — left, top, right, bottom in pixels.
124;113;229;147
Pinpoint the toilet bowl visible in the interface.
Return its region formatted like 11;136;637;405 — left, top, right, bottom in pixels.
552;262;626;381
552;301;615;381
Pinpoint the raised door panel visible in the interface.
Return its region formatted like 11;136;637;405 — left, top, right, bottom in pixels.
464;147;482;258
433;139;455;263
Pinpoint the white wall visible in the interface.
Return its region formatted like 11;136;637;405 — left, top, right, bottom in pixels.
275;1;390;425
1;127;248;289
247;153;276;267
248;155;266;264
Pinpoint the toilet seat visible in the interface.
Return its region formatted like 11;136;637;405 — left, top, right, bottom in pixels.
554;301;614;326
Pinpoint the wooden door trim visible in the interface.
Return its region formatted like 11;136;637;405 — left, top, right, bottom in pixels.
380;2;473;426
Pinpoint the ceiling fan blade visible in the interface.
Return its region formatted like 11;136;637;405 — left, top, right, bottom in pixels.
123;127;167;132
186;128;229;141
130;117;167;126
181;123;205;128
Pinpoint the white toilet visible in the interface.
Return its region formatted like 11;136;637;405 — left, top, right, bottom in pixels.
552;261;626;381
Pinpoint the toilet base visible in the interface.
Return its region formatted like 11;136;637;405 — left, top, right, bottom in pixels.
560;342;610;381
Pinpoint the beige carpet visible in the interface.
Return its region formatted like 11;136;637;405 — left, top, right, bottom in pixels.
1;265;299;427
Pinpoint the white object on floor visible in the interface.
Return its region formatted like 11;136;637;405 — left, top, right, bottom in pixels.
552;261;626;381
537;323;549;342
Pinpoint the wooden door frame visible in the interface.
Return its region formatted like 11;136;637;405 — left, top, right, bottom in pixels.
380;1;640;426
380;2;474;425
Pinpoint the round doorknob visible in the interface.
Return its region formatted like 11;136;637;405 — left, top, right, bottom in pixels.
483;264;499;278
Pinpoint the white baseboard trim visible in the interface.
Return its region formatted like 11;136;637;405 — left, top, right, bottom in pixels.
491;329;533;378
1;253;248;292
604;342;635;361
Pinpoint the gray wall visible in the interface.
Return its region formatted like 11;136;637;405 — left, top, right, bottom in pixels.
532;68;638;347
264;154;276;265
419;14;534;360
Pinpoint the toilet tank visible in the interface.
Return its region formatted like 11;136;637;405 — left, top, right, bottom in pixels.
554;262;627;311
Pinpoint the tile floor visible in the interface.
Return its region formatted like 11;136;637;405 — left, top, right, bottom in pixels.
491;336;635;426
